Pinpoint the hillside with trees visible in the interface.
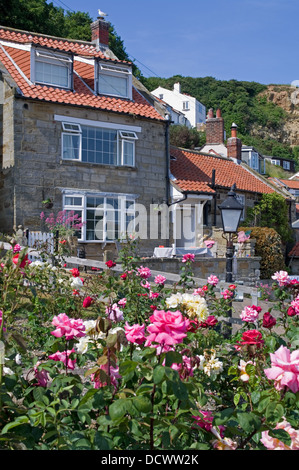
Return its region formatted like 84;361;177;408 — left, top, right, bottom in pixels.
142;75;299;169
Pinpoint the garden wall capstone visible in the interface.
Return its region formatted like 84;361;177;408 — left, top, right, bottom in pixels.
137;255;261;286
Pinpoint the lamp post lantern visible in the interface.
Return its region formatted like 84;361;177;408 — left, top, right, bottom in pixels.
218;184;243;282
218;184;243;335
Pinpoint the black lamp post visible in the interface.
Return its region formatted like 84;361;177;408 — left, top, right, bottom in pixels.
218;184;243;336
218;184;244;282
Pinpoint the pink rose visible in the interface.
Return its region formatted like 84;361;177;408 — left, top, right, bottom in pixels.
106;303;124;323
145;309;189;352
192;411;214;432
49;349;76;370
118;298;127;307
182;253;195;263
137;266;152;279
271;270;290;287
264;345;299;393
125;322;146;345
240;306;260;323
51;313;85;340
91;363;121;391
290;296;299;315
154;275;166;285
207;275;219;286
261;419;299;450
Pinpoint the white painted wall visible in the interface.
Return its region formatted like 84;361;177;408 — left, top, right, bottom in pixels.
152;83;206;128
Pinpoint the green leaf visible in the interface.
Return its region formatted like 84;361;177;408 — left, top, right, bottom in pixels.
1;416;29;434
109;399;129;421
237;412;261;433
153;365;165;384
269;429;291;447
133;395;152;414
265;402;284;424
165;351;182;367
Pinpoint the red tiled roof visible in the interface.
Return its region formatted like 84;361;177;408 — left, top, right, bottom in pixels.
0;27;164;121
289;241;299;257
170;147;276;195
280;179;299;189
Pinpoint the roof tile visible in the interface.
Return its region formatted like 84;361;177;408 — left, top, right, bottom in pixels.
170;146;275;195
0;27;164;122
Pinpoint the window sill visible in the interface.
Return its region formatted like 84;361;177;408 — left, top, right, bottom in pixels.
60;160;137;171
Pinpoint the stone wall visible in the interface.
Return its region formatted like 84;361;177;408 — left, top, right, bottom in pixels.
1;95;170;257
139;255;261;286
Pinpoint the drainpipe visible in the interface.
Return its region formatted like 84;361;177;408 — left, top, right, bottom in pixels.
165;116;171;206
211;169;217;226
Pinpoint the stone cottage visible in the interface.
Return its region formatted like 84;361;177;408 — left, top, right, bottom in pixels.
0;17;170;259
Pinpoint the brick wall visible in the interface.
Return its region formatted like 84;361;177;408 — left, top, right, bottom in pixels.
205;108;224;145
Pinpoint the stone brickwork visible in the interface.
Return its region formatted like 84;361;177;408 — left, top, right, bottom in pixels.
139;255;261;286
0;94;169;258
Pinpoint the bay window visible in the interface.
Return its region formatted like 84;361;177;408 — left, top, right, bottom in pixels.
61;121;138;166
63;193;136;242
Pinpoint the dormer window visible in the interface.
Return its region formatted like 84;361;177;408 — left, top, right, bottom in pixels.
32;48;73;89
97;61;132;99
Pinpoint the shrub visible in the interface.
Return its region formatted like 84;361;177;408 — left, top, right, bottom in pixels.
239;226;287;279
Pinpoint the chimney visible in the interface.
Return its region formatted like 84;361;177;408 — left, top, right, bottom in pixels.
91;15;110;50
205;108;224;145
173;82;181;93
227;123;242;161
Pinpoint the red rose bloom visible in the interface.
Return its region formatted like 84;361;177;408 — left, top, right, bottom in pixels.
71;268;80;277
12;253;30;268
235;329;264;352
287;306;296;317
106;260;116;268
82;296;93;308
262;312;276;329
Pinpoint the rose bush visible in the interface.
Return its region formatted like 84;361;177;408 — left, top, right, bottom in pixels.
0;238;298;450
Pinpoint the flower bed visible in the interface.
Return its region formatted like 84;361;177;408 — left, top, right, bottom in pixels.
0;238;298;451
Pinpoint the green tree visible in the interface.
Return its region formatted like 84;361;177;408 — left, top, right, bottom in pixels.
245;193;293;244
169;125;205;149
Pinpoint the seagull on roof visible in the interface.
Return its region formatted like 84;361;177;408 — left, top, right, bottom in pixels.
98;9;108;18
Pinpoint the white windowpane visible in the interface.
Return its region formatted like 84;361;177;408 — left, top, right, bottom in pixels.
36;61;69;88
122;140;134;166
62;134;80;160
99;74;128;98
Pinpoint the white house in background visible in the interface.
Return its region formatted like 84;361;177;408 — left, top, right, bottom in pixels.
151;82;206;128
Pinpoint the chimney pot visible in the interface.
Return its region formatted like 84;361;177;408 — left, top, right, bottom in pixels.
231;122;238;138
205;108;224;144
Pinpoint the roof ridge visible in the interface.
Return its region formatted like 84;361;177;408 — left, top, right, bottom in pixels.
0;24;93;47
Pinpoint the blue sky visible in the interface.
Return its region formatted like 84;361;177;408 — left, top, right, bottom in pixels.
50;0;298;85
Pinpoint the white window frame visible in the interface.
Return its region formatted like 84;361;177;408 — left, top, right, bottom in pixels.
61;121;138;166
271;159;280;166
31;47;73;89
63;192;136;242
182;101;190;111
283;160;290;170
97;61;132;99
